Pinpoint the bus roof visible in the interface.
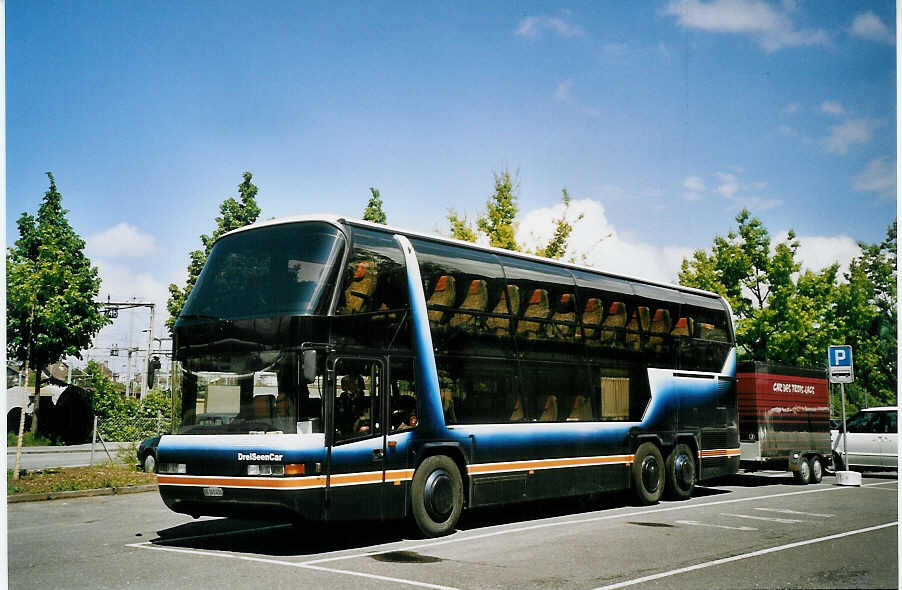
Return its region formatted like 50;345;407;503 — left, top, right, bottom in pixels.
219;213;728;306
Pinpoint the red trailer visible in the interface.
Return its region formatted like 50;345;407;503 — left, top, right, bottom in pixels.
737;362;831;484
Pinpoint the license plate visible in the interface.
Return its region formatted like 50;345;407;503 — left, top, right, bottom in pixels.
203;486;224;497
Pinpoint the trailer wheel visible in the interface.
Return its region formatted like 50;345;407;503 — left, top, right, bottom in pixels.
665;443;696;500
411;455;463;538
809;455;823;483
632;442;664;504
793;455;812;485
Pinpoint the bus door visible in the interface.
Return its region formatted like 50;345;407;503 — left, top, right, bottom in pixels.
326;357;387;520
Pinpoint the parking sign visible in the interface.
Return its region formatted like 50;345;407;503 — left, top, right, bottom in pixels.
828;345;854;384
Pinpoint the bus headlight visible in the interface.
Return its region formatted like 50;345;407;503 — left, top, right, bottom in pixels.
159;463;187;474
247;464;286;476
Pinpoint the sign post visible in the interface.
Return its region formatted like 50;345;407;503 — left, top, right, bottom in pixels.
828;345;859;486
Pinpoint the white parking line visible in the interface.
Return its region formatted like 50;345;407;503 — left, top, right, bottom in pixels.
754;508;834;518
127;542;460;590
301;479;897;566
132;479;898;576
590;521;898;590
720;513;808;524
674;520;757;531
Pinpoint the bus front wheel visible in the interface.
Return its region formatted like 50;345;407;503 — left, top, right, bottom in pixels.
665;443;696;500
632;442;665;505
411;455;463;538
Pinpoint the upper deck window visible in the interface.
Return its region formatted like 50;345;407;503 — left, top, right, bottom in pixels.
179;222;345;323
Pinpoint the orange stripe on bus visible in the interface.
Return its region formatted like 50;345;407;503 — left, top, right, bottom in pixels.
699;448;741;458
157;475;327;489
467;455;634;475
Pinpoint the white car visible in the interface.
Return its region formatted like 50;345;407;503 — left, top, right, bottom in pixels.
831;407;898;470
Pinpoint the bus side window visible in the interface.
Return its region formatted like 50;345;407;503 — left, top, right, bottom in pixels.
550;293;577;340
625;306;650;351
339;260;377;314
647;308;672;353
600;302;627;346
581;298;603;343
426;275;457;332
518;289;550;340
448;279;489;333
486;285;519;337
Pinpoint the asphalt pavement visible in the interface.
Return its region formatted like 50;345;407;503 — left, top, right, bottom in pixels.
7;471;898;590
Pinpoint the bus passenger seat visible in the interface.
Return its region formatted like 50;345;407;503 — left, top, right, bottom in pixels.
582;298;603;342
600;302;627;345
551;293;577;338
426;275;457;329
648;309;671;352
625;306;650;350
340;260;377;314
486;285;520;337
538;394;558;422
517;289;550;340
671;317;693;337
509;396;524;421
698;323;727;341
567;395;593;421
449;279;489;332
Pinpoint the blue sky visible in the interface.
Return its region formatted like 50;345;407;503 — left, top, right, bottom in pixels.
6;1;896;373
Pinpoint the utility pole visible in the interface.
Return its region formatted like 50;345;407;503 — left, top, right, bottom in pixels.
142;304;155;399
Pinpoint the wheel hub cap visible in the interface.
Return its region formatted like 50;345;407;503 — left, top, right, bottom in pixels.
674;454;693;488
424;470;453;521
641;457;660;493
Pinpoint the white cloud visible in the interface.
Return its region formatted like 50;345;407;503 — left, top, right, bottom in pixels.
851;11;895;45
553;80;600;118
854;156;896;200
774;231;861;277
516;15;584;39
824;118;880;155
819;100;845;116
517;198;692;284
87;223;157;258
664;0;829;52
684;176;707;192
782;102;801;115
715;172;740;198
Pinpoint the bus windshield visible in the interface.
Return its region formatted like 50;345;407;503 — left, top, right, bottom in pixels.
179;222;345;322
178;350;319;435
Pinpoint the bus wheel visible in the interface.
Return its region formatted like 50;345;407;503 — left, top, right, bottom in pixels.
411;455;463;538
793;456;812;484
665;443;696;500
809;455;824;484
632;442;664;505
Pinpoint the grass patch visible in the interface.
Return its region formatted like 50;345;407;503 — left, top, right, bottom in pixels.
8;464;156;496
7;432;56;447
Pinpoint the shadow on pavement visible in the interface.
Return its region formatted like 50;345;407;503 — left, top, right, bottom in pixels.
147;486;737;557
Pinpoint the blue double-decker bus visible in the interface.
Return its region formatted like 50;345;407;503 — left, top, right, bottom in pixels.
158;216;738;536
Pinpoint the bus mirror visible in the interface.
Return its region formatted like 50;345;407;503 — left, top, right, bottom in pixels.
302;350;317;384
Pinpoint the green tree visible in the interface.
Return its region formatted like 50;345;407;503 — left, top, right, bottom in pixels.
363;187;387;224
679;209;840;365
7;173;110;435
447;209;477;242
167;172;261;333
477;170;520;251
534;188;584;260
834;222;897;410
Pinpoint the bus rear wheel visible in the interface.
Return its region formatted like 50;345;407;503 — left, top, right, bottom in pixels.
632;442;664;505
665;443;696;500
411;455;463;538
